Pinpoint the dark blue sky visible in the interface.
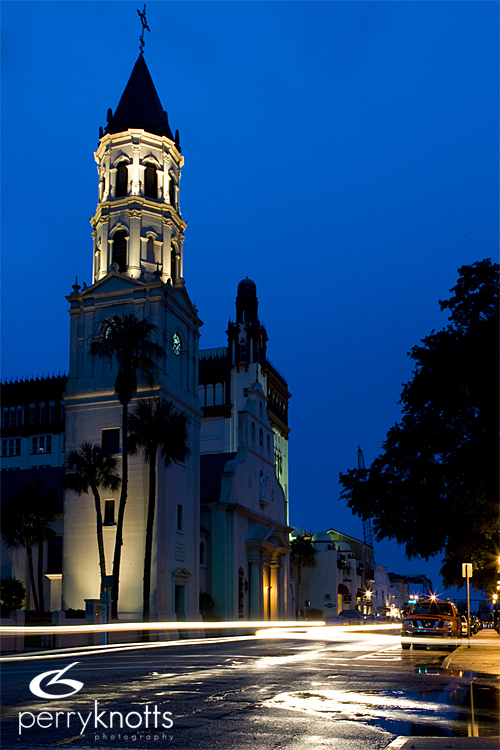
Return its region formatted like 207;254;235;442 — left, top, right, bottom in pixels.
1;2;498;598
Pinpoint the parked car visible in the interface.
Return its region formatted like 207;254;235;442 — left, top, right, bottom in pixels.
460;615;468;636
401;599;462;651
339;609;364;625
324;615;346;626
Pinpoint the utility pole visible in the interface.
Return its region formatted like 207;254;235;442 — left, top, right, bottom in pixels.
358;446;373;548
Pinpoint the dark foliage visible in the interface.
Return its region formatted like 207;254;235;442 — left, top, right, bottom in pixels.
339;260;499;592
0;577;25;615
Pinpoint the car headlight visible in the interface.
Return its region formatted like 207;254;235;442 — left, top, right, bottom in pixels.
403;619;413;627
440;620;452;629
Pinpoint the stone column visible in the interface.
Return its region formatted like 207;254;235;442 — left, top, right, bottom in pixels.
270;562;280;620
249;558;263;620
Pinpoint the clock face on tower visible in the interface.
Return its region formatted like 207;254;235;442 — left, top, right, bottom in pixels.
172;332;182;356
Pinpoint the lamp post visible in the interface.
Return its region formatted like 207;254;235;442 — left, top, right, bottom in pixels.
462;563;472;647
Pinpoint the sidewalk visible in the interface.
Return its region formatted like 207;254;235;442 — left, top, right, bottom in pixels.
385;629;499;750
442;627;500;676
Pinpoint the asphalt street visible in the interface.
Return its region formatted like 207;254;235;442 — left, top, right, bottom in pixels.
1;631;498;749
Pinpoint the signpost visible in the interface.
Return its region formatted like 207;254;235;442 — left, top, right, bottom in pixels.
462;563;472;648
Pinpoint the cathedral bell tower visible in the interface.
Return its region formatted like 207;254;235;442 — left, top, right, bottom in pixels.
91;53;185;286
227;278;268;367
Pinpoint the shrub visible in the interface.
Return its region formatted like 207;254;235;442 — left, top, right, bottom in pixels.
0;577;25;615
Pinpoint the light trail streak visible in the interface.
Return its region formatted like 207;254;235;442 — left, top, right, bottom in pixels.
0;623;402;663
0;619;325;635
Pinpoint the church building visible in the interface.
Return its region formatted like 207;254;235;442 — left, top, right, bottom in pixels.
62;53;202;621
1;45;292;623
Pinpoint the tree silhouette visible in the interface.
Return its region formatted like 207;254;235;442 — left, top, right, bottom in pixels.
128;398;190;622
61;442;121;593
1;481;58;613
90;314;165;617
340;259;499;591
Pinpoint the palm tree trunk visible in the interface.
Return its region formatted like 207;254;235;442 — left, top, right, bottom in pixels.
91;483;107;592
37;540;45;613
143;449;157;624
111;402;129;619
26;546;40;613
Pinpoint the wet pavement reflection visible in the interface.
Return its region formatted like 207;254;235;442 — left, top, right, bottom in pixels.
263;656;500;738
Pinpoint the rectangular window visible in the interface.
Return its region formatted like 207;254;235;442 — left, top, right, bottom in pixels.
104;500;115;526
2;438;21;457
177;504;183;531
31;435;52;454
102;428;120;454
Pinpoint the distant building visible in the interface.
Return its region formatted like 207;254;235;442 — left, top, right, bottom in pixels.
389;572;433;611
299;529;374;615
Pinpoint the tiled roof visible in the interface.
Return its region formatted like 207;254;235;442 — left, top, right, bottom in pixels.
105;54;174;140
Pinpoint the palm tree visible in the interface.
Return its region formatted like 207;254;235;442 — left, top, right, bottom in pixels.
90;313;165;617
1;481;58;613
128;397;190;622
61;443;121;593
290;536;317;619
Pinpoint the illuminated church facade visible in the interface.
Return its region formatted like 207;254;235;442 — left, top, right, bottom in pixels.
1;52;292;622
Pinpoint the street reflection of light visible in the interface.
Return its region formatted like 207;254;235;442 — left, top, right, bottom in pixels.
264;689;455;723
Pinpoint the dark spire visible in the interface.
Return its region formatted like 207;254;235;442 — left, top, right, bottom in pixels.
104;54;174;140
236;278;258;324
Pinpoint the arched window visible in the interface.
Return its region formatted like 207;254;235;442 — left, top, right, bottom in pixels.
170;243;177;284
49;401;55;423
169;175;176;207
146;237;155;262
16;406;23;426
116;161;128;197
251;422;255;444
2;409;8;428
112;231;127;272
259;428;263;447
206;384;214;407
29;403;36;424
144;163;157;199
39;402;46;423
198;385;206;406
215;383;224;406
9;407;16;427
267;434;270;453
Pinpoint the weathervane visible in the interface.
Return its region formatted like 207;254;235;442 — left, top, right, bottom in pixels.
137;4;150;54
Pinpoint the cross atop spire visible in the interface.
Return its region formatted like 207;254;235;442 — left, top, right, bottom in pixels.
137;4;150;54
